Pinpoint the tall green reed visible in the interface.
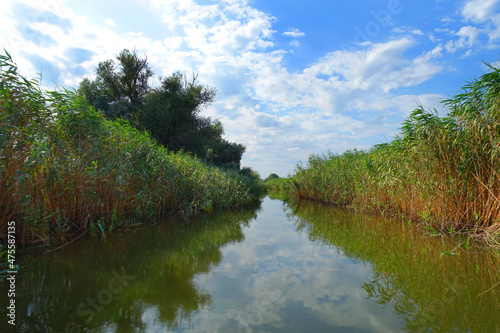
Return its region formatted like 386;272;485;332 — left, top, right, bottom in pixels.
0;51;255;247
289;63;500;247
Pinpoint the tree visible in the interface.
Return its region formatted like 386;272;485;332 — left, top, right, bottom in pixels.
78;77;110;112
78;50;246;170
78;49;153;118
206;139;246;169
138;72;217;156
116;49;153;107
138;75;247;168
264;173;280;182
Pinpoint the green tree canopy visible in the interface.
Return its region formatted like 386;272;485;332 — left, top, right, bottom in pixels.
139;72;216;157
78;49;153;118
264;173;280;182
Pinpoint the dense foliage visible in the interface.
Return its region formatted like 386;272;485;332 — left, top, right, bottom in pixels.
0;51;258;247
289;64;500;247
78;49;245;169
264;176;294;192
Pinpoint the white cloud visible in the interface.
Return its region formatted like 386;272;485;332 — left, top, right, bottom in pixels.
303;38;442;93
149;0;275;54
444;25;482;53
283;28;306;38
105;19;116;27
461;0;500;23
488;14;500;41
441;16;454;24
458;0;500;45
1;0;139;85
392;26;424;36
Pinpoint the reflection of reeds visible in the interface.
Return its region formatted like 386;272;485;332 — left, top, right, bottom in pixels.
288;199;500;332
9;204;260;332
291;64;500;247
0;51;253;247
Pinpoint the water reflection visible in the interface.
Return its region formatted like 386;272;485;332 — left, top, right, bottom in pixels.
2;196;500;332
285;198;500;332
0;202;261;333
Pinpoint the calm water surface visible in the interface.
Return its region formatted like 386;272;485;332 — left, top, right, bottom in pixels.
2;196;500;332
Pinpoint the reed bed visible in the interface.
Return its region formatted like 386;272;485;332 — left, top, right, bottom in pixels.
0;51;254;247
291;64;500;247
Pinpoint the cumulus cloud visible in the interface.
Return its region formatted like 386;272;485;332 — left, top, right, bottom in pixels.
1;0;134;85
461;0;500;23
444;25;482;53
456;0;500;46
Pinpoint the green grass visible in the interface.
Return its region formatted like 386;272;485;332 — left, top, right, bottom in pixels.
287;63;500;248
0;51;259;247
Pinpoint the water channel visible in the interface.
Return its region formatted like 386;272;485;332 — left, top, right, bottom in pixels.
2;195;500;332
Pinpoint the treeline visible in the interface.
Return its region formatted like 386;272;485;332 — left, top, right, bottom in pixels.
277;63;500;247
0;50;262;247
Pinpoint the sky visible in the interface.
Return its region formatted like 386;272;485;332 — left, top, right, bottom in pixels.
2;0;500;177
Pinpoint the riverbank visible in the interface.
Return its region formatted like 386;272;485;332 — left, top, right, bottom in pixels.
270;64;500;248
0;52;263;248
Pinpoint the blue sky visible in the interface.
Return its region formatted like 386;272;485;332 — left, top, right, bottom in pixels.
2;0;500;177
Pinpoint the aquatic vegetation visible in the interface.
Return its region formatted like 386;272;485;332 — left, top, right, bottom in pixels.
0;51;257;247
290;63;500;247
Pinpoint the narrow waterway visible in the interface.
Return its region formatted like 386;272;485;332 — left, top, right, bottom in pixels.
2;195;500;332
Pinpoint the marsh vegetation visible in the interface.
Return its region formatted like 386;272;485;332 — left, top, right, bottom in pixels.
279;64;500;247
0;50;262;247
